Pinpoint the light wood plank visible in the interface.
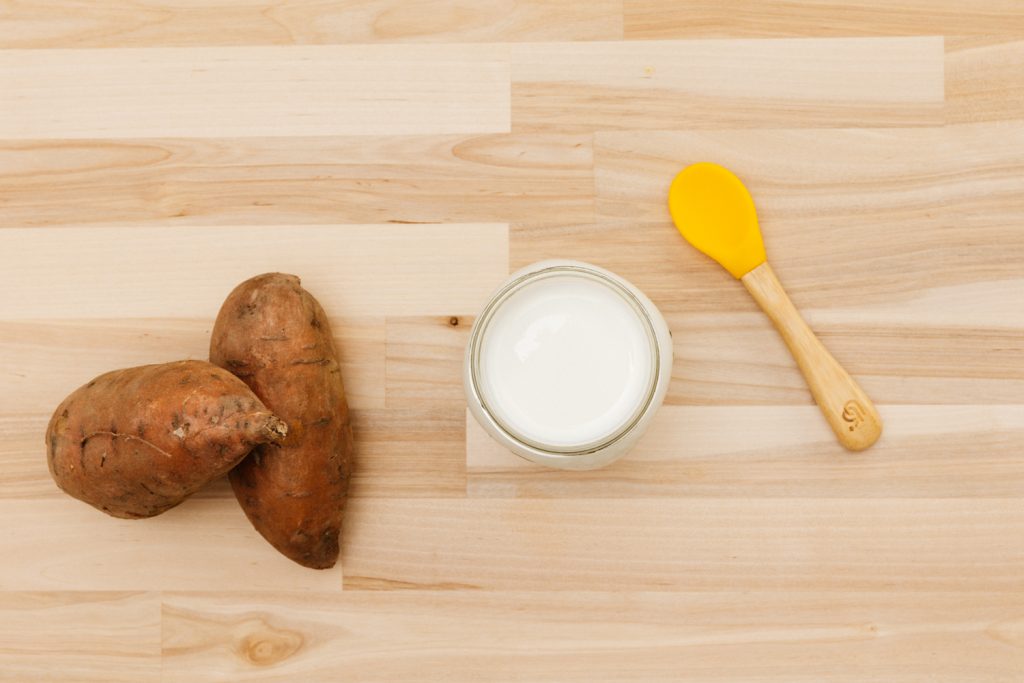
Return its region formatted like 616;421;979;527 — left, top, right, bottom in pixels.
0;499;342;590
624;1;1024;38
349;407;467;497
665;310;1024;406
0;0;623;49
0;415;50;499
0;7;1021;680
341;498;1024;592
160;590;1024;682
947;37;1024;123
0;135;592;229
595;124;1024;228
385;315;473;408
0;46;509;139
467;405;1024;497
0;317;383;416
512;38;943;132
0;224;508;318
0;592;160;683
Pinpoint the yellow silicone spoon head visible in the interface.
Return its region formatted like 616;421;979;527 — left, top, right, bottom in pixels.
668;162;767;279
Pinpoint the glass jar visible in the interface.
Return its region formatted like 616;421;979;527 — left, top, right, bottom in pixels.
464;260;673;470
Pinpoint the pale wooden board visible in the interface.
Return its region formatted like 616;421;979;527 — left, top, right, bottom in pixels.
0;46;510;138
0;317;385;417
0;224;508;318
0;498;343;591
160;590;1024;682
467;405;1024;497
348;407;468;498
662;310;1024;406
0;592;160;683
594;124;1024;231
1;1;1023;679
946;37;1024;123
624;1;1024;38
511;38;944;131
340;498;1024;592
385;315;473;408
0;0;624;48
0;135;594;229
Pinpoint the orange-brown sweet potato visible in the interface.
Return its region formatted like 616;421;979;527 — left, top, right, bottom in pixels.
46;360;287;519
210;273;352;569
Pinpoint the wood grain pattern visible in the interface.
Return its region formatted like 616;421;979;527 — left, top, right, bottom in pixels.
595;124;1024;230
0;0;624;49
593;126;1024;307
624;1;1024;38
385;315;473;408
0;592;160;683
159;590;1024;682
661;309;1024;406
348;407;467;497
467;405;1024;498
512;38;943;131
0;46;510;138
0;317;384;417
946;37;1024;123
0;224;508;318
0;135;593;229
1;1;1022;679
0;499;343;591
340;498;1024;592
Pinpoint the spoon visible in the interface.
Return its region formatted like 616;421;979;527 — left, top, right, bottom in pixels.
668;162;882;451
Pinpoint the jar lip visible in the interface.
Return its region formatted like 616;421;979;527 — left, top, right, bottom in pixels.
467;263;662;455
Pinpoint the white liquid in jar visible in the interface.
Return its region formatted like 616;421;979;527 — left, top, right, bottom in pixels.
477;273;655;450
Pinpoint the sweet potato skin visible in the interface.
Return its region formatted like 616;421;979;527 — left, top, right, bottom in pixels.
210;273;352;569
46;360;287;519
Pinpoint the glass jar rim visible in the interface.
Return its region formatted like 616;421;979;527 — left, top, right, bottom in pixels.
467;263;662;455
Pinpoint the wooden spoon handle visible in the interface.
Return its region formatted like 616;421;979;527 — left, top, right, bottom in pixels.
741;262;882;451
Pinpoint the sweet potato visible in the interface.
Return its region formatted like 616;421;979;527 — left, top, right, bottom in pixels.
46;360;287;519
210;273;352;569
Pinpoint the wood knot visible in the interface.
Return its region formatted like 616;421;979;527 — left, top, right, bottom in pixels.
448;316;459;327
236;625;303;667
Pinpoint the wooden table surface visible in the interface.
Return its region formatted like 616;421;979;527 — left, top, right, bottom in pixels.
2;2;1023;681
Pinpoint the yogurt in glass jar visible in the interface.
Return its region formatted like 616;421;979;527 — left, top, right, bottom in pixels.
464;260;673;470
